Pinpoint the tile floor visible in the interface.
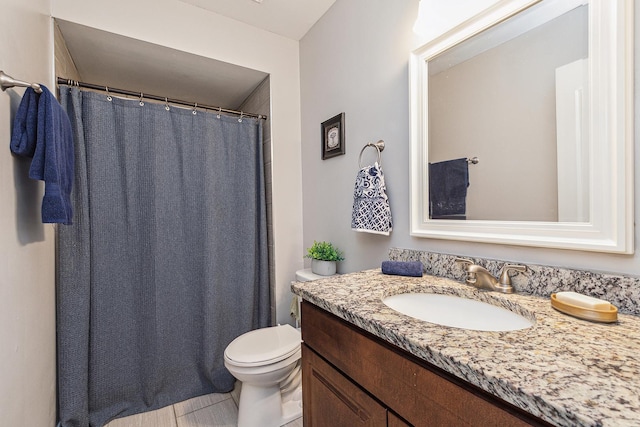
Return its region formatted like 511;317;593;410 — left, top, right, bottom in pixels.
105;382;303;427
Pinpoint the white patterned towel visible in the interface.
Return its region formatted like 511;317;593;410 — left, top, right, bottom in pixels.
351;162;392;235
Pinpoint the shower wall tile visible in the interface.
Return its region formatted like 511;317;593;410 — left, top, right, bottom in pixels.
265;179;273;209
238;76;275;323
264;139;273;164
54;23;81;83
245;79;270;107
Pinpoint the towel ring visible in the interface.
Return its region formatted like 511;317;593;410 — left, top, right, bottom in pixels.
358;140;385;168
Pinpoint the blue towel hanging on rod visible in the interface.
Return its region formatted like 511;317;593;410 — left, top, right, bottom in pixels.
428;158;469;220
10;85;75;224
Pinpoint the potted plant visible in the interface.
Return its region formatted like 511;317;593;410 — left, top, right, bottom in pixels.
305;241;344;276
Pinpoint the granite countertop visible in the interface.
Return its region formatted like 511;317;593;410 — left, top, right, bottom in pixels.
291;269;640;427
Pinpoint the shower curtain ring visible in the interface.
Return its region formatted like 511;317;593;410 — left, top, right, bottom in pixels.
217;107;222;119
164;97;170;111
238;112;244;123
105;86;112;101
192;102;198;115
139;92;144;107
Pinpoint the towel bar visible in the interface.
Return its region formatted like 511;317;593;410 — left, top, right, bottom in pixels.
467;157;479;164
358;140;385;168
0;70;42;94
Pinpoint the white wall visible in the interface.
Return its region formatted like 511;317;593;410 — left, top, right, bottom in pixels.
300;0;418;273
0;1;57;426
52;0;304;325
300;0;640;276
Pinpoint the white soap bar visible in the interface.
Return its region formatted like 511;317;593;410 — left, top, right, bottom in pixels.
556;291;611;310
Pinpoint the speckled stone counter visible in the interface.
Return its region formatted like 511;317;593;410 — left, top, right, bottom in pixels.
388;248;640;316
292;270;640;427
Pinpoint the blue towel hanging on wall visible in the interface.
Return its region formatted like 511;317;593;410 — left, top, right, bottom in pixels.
428;158;469;219
10;85;75;224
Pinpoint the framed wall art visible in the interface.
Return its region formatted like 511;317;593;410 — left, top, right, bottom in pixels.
321;113;345;160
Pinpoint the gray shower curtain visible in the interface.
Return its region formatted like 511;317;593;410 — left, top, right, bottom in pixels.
56;86;270;427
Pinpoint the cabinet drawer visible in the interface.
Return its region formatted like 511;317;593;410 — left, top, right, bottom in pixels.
302;343;387;426
302;302;548;427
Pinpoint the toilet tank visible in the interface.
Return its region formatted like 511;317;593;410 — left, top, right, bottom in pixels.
292;269;337;327
295;268;329;282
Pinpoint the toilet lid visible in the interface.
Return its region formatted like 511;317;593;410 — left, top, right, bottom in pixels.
225;324;301;366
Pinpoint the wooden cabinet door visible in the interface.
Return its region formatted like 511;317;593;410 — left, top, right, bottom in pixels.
302;302;549;427
302;343;387;427
388;412;411;427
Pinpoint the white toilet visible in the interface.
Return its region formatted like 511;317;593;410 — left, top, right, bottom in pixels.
224;324;303;427
224;268;332;427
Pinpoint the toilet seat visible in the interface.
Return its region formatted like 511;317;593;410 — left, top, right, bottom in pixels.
225;324;301;367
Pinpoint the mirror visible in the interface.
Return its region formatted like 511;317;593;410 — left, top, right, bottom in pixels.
410;0;633;253
429;2;587;222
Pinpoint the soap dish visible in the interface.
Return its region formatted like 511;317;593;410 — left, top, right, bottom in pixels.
551;293;618;323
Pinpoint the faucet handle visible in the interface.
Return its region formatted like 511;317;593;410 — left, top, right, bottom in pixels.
455;258;476;285
454;257;474;268
498;264;527;286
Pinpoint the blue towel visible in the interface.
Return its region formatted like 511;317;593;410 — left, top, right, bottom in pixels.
9;87;40;156
381;261;423;277
10;86;74;224
428;158;469;219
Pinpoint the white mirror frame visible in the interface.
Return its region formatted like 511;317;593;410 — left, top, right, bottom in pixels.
410;0;634;253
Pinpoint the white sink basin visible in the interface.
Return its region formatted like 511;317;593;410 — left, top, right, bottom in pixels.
383;293;533;331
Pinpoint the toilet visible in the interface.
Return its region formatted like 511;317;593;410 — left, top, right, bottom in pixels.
224;268;333;427
294;268;328;282
224;324;303;427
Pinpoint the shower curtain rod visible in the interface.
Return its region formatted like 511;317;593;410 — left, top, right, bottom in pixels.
57;77;267;120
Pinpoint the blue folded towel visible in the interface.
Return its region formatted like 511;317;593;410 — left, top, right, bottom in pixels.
10;86;74;224
428;158;469;219
381;261;423;277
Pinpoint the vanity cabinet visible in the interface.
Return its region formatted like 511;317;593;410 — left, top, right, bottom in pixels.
301;302;552;427
302;344;390;426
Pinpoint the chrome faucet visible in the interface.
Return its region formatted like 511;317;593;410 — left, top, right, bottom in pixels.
455;258;527;294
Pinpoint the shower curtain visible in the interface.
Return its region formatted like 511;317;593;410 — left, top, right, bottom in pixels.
56;86;270;427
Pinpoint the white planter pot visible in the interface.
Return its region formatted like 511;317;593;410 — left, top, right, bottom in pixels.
311;259;336;276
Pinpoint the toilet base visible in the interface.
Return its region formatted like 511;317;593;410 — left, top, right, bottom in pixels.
237;382;302;427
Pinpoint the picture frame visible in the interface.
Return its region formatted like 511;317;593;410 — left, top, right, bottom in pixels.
321;113;345;160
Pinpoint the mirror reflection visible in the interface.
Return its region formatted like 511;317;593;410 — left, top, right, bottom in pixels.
427;2;588;221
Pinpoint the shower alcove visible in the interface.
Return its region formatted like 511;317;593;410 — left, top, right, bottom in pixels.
53;19;276;319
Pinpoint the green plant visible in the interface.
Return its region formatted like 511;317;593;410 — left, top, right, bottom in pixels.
305;241;345;261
